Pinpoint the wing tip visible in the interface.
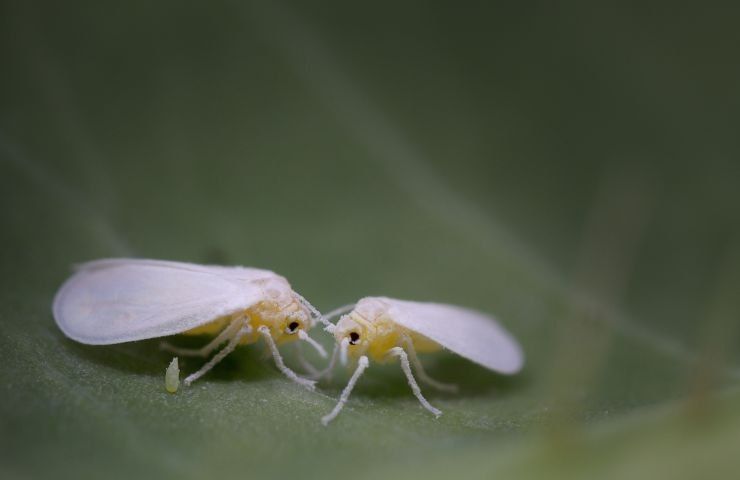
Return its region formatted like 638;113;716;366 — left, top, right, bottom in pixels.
481;341;525;375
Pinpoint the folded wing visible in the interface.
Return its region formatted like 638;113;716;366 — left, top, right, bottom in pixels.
53;260;266;345
382;297;524;374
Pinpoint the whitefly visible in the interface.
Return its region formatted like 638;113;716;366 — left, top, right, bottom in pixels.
53;258;326;390
316;296;524;425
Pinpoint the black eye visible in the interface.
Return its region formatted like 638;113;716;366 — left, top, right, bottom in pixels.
288;321;300;332
349;332;360;345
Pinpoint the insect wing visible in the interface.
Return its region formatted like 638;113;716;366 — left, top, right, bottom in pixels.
53;260;265;345
77;258;277;282
383;298;524;374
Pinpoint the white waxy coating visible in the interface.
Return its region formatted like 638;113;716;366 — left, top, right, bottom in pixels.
363;296;524;374
52;258;296;345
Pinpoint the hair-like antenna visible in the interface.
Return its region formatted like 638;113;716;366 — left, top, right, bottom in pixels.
323;303;356;321
298;329;328;358
294;292;331;329
321;303;356;332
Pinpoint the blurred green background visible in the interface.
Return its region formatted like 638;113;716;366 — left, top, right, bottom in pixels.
1;1;739;479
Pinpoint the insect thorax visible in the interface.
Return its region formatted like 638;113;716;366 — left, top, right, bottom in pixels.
244;277;309;343
246;300;307;339
337;308;399;361
337;298;442;361
184;276;309;345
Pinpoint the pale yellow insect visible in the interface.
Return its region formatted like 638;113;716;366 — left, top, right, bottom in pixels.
53;259;326;389
317;297;524;425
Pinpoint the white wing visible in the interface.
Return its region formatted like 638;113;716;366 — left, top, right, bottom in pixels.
77;258;277;281
53;259;270;345
380;297;524;374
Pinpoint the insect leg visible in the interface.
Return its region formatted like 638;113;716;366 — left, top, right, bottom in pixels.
306;340;341;381
294;341;321;377
258;326;316;391
321;355;369;426
160;316;242;357
183;320;251;386
402;335;458;393
386;347;442;418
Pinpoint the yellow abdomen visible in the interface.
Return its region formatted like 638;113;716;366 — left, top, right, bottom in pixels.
183;316;231;336
181;302;299;346
366;317;441;362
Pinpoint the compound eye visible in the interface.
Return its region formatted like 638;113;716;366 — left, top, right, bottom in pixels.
287;321;300;334
349;332;360;345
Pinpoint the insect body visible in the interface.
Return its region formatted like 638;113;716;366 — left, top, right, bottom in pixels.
320;297;524;424
53;259;324;389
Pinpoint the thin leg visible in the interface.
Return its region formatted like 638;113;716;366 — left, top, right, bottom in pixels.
294;342;321;377
184;322;251;386
161;317;241;358
310;341;340;381
321;356;369;426
387;347;442;418
258;326;316;391
402;336;458;393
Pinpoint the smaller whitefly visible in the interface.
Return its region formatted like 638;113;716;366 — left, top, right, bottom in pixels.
165;357;180;393
318;296;524;425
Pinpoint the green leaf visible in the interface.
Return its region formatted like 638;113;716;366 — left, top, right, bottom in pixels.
1;1;739;479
